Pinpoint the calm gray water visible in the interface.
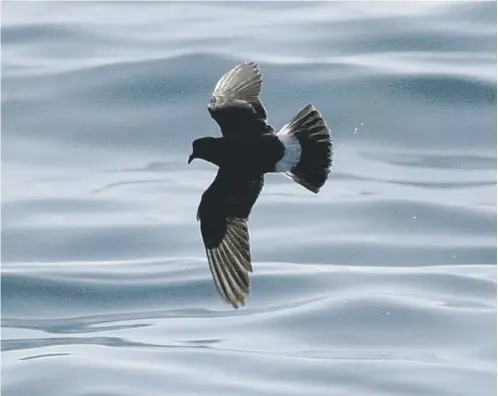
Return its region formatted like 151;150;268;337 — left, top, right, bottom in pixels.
2;1;497;395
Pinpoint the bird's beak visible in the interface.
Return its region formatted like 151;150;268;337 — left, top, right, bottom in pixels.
188;154;194;164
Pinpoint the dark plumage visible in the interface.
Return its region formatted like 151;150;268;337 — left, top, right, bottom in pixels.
189;62;333;308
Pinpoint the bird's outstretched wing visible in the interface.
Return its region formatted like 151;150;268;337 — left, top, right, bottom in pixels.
197;169;264;308
208;62;273;138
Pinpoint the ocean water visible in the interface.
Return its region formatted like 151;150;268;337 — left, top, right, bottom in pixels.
2;1;496;395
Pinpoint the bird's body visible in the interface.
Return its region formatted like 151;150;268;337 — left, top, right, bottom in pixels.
188;62;333;308
191;134;284;174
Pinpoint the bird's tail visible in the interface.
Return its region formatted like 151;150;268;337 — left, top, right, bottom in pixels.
275;104;332;193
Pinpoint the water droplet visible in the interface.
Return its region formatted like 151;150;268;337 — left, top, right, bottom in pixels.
413;216;417;220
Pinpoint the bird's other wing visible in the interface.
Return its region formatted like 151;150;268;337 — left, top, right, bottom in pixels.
197;169;264;308
208;62;271;138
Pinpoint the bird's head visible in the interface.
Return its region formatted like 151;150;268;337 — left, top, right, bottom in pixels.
188;137;217;164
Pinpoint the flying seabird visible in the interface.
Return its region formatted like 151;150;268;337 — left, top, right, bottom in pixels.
188;62;332;308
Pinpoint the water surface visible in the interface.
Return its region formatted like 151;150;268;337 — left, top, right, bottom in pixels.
2;2;496;395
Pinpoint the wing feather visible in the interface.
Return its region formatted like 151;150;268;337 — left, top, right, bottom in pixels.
208;62;272;138
204;218;252;307
197;170;263;308
212;62;262;105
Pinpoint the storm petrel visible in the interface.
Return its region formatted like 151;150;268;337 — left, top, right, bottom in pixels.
188;62;332;308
